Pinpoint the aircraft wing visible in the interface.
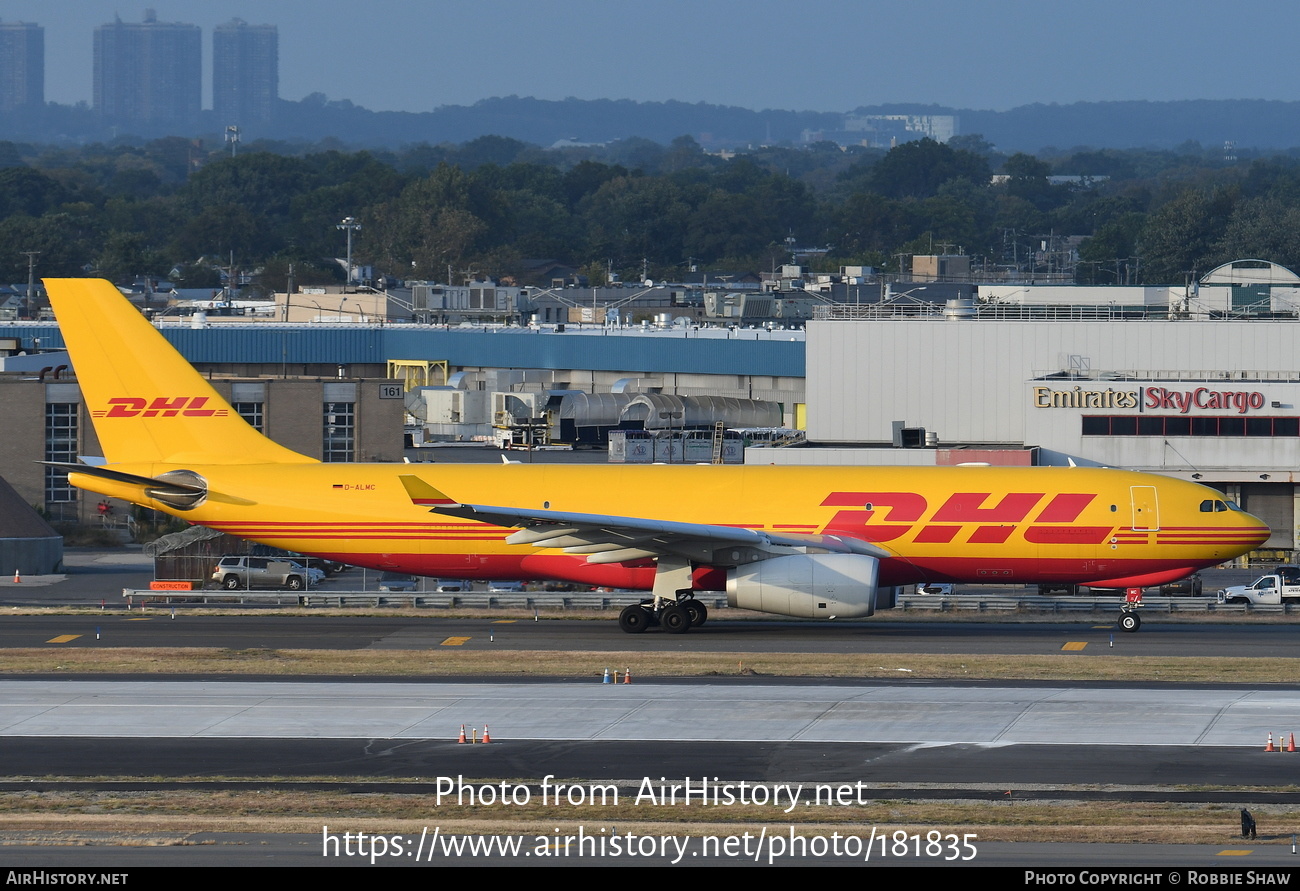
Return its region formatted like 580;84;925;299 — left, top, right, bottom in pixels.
399;474;889;566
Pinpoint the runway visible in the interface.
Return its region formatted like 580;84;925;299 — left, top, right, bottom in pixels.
2;678;1297;745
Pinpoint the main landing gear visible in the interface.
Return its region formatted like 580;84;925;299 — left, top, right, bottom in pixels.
618;598;708;634
617;556;711;634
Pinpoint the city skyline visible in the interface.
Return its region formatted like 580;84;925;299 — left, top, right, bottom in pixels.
93;11;200;123
0;20;42;112
2;1;1299;115
213;18;277;124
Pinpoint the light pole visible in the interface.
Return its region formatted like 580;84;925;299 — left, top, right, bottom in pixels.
337;216;361;293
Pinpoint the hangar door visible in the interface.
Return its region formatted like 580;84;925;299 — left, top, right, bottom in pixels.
1238;483;1293;550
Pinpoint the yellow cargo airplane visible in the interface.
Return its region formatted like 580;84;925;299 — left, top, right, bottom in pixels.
44;278;1269;634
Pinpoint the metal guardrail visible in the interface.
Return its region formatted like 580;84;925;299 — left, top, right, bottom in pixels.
121;589;729;610
814;303;1300;323
120;587;1294;618
1031;369;1300;383
896;593;1297;615
813;304;1170;322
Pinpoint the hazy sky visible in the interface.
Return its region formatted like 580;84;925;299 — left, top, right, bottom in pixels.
6;1;1299;113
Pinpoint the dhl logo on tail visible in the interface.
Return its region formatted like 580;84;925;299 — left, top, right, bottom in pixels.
95;397;228;418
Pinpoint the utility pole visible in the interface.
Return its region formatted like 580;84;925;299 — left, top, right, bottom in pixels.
284;263;295;321
21;251;38;319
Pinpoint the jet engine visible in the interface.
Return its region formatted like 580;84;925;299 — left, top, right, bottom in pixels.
726;553;879;619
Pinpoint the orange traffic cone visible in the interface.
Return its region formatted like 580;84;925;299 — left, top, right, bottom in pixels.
458;724;466;744
482;724;491;744
1288;733;1296;753
1267;732;1277;752
12;569;19;584
623;667;632;684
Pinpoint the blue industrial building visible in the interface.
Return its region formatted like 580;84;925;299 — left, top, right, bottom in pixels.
2;323;805;378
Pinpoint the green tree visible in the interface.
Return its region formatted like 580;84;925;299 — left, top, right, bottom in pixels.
578;175;689;266
867;139;991;200
171;203;265;262
1000;153;1061;211
0;167;68;217
1079;212;1146;283
1215;196;1300;270
1137;187;1236;283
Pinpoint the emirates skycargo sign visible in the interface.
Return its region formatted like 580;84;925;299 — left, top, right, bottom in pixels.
1033;386;1266;414
1144;387;1265;414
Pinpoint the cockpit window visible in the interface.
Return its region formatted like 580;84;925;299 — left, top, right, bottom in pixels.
1199;499;1230;512
1225;500;1242;511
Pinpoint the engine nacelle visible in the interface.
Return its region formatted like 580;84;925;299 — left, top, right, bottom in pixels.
726;553;879;619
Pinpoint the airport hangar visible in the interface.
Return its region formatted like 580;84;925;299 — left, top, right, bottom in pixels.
780;267;1300;558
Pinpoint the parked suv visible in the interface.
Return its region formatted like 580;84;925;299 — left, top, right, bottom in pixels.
211;556;324;590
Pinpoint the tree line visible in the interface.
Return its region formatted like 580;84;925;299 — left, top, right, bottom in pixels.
3;132;1300;292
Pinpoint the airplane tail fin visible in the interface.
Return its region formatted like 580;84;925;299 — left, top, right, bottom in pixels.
44;278;315;466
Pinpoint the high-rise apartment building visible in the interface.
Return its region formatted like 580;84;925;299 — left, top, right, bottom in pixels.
0;20;43;112
94;10;200;125
213;19;277;124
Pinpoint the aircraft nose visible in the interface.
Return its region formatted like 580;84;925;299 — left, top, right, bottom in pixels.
1237;509;1271;548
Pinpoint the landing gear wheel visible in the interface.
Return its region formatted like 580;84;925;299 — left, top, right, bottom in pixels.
619;604;651;634
683;600;708;627
1119;612;1141;633
661;604;692;634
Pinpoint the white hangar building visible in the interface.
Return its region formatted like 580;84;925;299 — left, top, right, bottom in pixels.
784;272;1300;555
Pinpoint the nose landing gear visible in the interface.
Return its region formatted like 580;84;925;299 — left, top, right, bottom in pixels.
1118;586;1144;632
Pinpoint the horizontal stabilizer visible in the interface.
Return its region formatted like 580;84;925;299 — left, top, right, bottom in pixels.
41;461;211;510
39;461;205;493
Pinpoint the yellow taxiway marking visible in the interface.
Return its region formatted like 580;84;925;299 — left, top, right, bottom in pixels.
491;620;516;624
1061;642;1087;651
1217;850;1253;856
46;635;82;643
441;637;472;646
126;618;153;621
1091;625;1114;629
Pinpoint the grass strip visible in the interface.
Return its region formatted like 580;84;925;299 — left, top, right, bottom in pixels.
0;646;1297;683
0;792;1288;845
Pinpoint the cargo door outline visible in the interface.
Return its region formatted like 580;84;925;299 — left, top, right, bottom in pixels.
1130;486;1159;532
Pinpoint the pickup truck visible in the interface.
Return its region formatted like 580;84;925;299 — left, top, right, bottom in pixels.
1217;566;1300;605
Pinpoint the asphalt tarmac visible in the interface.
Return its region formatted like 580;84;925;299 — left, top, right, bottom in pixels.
0;612;1296;657
2;550;1297;869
